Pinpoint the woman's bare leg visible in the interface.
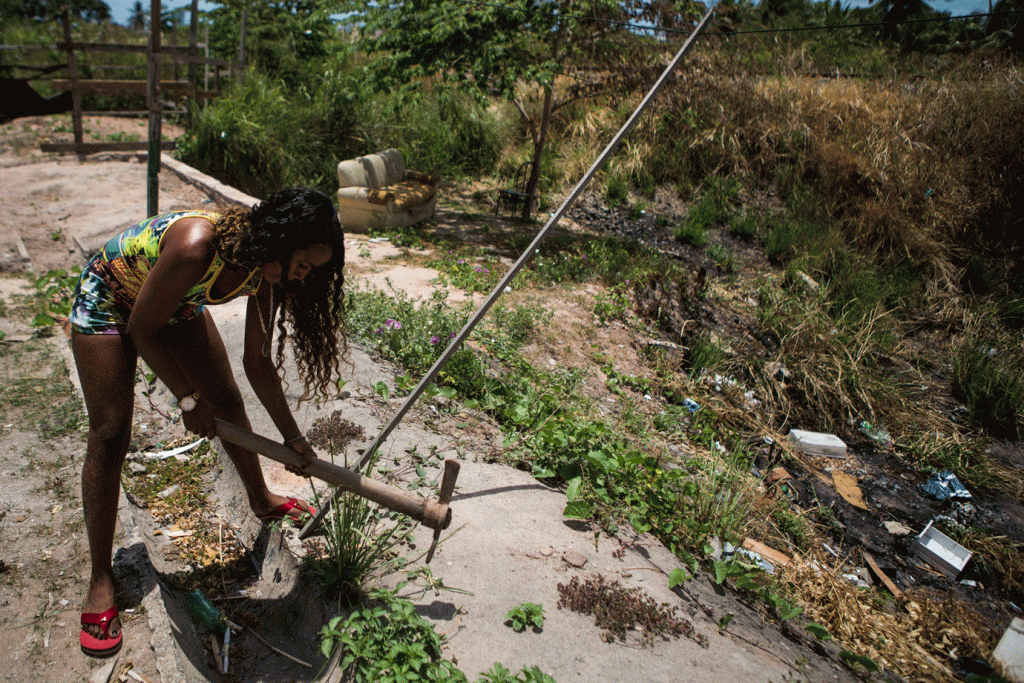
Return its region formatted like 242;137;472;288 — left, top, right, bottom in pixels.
158;311;302;517
73;331;137;640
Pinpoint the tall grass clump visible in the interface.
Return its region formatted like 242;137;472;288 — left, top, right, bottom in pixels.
179;68;505;197
359;89;505;179
951;332;1024;440
301;411;412;604
177;73;342;197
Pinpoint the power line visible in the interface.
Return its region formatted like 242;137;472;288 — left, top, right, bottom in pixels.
449;0;1021;37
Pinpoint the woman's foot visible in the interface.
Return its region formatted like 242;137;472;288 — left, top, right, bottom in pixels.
80;606;122;657
255;494;316;523
81;576;121;657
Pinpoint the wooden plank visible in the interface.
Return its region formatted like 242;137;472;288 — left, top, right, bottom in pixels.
56;42;199;56
40;141;176;153
51;79;196;96
862;550;903;600
742;538;792;568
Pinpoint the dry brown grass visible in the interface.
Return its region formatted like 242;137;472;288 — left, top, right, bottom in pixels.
783;550;1008;682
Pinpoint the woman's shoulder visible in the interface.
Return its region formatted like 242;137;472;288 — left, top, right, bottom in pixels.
157;212;221;260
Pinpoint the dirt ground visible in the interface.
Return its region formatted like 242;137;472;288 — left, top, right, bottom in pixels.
0;114;1020;683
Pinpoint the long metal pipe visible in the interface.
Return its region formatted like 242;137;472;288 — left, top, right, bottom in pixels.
355;7;717;471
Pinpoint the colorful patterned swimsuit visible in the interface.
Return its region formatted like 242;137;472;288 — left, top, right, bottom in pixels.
70;211;261;335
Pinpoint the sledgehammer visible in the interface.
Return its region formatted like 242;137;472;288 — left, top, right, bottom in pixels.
214;418;459;562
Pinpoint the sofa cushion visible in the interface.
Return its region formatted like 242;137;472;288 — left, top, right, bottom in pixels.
337;148;408;189
389;181;436;209
366;188;395;206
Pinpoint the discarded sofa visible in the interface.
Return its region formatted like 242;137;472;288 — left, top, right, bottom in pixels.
336;148;440;233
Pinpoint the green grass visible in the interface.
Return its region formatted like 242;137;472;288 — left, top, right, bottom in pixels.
951;334;1024;440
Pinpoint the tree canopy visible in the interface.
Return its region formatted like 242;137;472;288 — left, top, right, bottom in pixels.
0;0;111;23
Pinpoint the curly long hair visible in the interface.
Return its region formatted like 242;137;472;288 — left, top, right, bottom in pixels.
211;187;347;402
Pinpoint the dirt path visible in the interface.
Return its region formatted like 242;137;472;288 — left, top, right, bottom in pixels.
0;115;861;683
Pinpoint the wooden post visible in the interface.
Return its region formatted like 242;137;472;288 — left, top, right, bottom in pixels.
188;0;199;90
147;0;162;217
238;5;247;71
204;24;210;95
60;7;83;154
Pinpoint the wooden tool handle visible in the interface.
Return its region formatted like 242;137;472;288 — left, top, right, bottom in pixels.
215;418;449;530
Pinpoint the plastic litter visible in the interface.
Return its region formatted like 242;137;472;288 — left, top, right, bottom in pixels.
919;470;972;502
185;589;226;636
858;420;893;447
682;398;700;414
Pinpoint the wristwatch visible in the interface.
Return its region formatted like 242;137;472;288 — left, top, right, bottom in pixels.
178;391;200;412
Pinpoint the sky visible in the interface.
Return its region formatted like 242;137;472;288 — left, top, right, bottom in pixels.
101;0;992;28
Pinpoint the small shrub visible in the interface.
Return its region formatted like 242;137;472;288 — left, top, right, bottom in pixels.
674;219;710;247
320;586;467;682
685;332;725;379
605;172;629;208
505;602;544;633
729;211;759;241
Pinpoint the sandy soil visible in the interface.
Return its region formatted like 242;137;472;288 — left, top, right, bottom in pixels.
1;114;872;683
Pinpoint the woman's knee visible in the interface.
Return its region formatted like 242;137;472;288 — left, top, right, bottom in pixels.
86;413;132;459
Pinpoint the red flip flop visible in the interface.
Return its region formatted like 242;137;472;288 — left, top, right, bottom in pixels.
256;497;316;523
80;606;123;658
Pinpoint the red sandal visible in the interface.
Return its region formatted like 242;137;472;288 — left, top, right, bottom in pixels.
256;497;316;523
80;606;123;658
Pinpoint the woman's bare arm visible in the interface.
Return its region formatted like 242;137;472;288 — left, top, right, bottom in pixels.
243;286;318;469
126;217;217;428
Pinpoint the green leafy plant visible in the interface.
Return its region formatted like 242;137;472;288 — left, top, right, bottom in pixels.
605;172;629;208
30;267;81;328
320;586;467;682
805;622;833;641
505;602;544;633
839;650;880;673
476;664;556;683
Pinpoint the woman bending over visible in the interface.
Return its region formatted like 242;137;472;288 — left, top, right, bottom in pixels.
69;186;346;657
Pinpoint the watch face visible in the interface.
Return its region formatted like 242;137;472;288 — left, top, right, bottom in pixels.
180;396;197;411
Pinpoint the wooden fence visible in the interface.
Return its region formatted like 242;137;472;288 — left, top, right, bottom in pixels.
0;3;238;156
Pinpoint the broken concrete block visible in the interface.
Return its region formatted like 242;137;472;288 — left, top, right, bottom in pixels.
789;429;847;458
992;617;1024;683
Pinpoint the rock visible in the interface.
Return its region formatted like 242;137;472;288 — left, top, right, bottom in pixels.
562;550;588;568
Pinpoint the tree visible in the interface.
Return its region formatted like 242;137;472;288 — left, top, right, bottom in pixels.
359;1;700;218
129;0;146;30
0;0;111;23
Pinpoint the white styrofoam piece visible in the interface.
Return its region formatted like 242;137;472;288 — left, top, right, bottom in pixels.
993;618;1024;683
788;429;847;458
912;521;972;579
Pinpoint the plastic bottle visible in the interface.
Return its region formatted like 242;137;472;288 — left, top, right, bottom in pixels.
185;589;226;636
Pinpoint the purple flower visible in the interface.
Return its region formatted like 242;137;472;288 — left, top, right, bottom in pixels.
430;335;440;345
375;327;384;335
449;332;456;339
458;259;465;265
475;267;482;273
385;318;402;330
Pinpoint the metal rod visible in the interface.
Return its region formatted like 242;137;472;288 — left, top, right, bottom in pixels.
147;0;162;217
355;7;716;471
